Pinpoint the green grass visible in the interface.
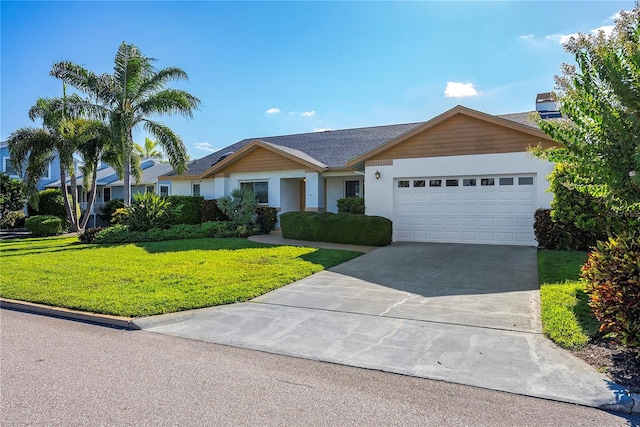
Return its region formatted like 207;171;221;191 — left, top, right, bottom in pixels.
538;250;601;348
0;235;362;317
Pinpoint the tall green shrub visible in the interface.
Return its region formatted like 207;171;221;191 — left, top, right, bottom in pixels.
0;172;26;217
27;189;66;219
165;195;203;225
201;199;230;222
255;207;278;233
98;198;125;222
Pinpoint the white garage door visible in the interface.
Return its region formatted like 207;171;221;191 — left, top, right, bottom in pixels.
394;175;536;246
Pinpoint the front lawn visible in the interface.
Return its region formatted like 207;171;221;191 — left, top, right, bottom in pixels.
538;250;601;348
0;236;362;317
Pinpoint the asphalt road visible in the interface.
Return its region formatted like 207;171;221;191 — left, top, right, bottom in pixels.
1;309;637;426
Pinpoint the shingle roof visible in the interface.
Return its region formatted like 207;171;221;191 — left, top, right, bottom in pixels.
165;109;547;178
165;122;425;177
47;159;171;187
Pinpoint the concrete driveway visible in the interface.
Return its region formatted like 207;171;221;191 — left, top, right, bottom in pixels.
135;242;634;412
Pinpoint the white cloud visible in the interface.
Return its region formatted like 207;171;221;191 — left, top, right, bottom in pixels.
518;34;535;41
444;82;479;98
301;110;316;117
288;111;296;116
313;128;332;132
265;107;281;115
193;142;218;153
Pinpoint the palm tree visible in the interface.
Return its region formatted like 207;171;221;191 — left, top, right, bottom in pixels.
50;42;200;205
135;137;164;161
7;97;112;231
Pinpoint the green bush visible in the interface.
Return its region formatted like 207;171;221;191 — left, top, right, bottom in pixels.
581;231;640;347
201;199;230;222
27;189;67;219
256;207;278;233
78;227;105;244
533;208;598;250
98;199;125;222
280;211;392;246
337;197;365;214
126;192;181;232
0;210;26;229
218;188;258;226
92;221;242;244
0;172;26;217
25;215;64;236
165;195;204;225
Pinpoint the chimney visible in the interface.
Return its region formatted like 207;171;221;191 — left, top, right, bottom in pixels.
536;92;561;119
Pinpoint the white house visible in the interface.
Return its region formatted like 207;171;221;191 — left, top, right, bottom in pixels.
161;105;559;246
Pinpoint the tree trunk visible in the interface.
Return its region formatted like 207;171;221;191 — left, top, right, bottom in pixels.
123;151;131;207
59;169;75;231
79;161;99;231
69;172;79;232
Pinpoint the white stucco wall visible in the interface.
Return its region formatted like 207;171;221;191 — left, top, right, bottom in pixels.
364;152;555;222
325;175;364;213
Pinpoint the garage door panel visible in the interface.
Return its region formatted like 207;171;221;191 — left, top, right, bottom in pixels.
394;175;536;246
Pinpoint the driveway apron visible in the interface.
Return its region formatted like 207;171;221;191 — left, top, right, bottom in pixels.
135;242;632;412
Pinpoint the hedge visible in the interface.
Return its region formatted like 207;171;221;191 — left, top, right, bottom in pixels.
164;195;204;225
201;199;229;222
256;207;278;233
25;215;64;236
91;221;243;244
280;211;392;246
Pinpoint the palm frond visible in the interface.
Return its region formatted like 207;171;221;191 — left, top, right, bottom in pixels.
142;120;188;174
137;89;200;118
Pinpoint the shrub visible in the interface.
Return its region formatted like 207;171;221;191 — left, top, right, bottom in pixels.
27;189;67;219
255;207;278;233
165;195;204;225
126;192;181;232
111;207;128;225
581;232;640;347
98;199;125;222
218;188;258;226
92;221;242;244
201;199;230;222
337;197;365;214
0;172;26;217
25;215;64;236
78;227;105;244
280;211;392;246
0;210;26;229
533;208;598;250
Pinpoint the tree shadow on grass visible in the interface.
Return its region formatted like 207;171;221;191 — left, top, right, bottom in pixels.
135;238;272;254
572;287;601;338
0;241;96;258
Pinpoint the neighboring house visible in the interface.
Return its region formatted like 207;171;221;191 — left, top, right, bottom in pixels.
0;141;72;190
162;104;560;246
47;158;173;215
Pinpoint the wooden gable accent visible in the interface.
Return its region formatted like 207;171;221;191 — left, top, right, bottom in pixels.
368;113;557;162
215;146;307;174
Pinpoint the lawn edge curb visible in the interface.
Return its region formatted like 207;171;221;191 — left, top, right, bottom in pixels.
0;298;139;330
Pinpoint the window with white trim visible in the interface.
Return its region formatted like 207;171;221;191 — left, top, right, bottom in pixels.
3;157;18;177
159;185;170;197
240;181;268;203
103;187;111;202
192;183;201;197
146;185;155;194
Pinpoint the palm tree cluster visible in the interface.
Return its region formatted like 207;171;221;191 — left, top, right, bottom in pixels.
7;42;200;232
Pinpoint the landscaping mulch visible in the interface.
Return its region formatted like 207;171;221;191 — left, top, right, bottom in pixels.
571;339;640;393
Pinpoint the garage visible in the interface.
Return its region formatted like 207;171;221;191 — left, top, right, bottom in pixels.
394;174;536;246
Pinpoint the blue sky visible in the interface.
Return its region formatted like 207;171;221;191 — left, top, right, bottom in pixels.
1;1;633;159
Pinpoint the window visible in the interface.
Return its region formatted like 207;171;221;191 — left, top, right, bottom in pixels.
345;180;360;197
192;183;201;197
413;180;426;188
240;181;268;203
103;187;111;202
445;179;459;187
146;185;155;194
3;157;18;176
429;179;442;187
160;185;170;197
397;180;410;188
518;177;534;185
481;178;495;186
499;177;514;186
463;178;476;187
41;163;51;179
